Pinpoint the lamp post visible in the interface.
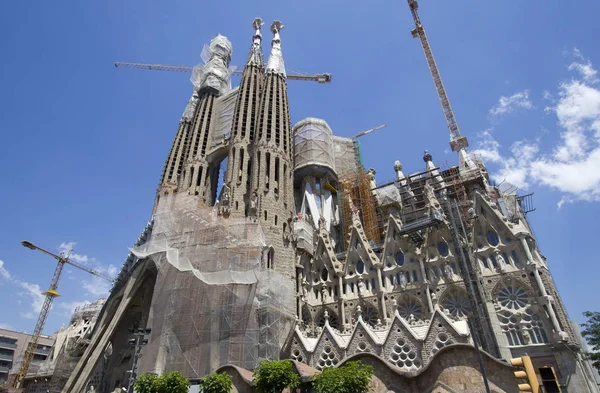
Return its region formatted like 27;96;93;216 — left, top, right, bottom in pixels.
126;328;151;393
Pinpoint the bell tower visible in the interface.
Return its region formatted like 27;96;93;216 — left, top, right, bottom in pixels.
250;21;295;278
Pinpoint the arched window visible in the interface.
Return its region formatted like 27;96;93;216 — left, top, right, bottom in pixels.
395;251;405;266
266;247;275;270
495;282;548;346
357;259;365;274
487;230;500;246
438;242;449;257
511;250;521;266
321;268;329;282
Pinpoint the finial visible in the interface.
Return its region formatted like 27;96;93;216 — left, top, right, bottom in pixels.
423;150;432;162
253;17;264;31
252;18;264;42
270;20;284;35
394;160;403;172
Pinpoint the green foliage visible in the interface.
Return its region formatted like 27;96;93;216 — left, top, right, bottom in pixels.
199;372;232;393
133;371;190;393
161;371;190;393
582;311;600;373
312;361;374;393
133;373;161;393
253;360;300;393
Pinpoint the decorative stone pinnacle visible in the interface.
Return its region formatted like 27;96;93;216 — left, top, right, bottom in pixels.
271;20;284;35
252;17;264;31
394;160;403;171
423;150;432;162
252;18;264;43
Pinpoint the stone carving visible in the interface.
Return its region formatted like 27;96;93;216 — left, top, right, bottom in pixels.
399;273;407;289
444;264;454;281
219;182;231;215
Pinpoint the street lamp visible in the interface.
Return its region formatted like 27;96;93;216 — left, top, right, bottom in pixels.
126;327;151;393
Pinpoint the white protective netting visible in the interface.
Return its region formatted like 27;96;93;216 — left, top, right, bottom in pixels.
133;193;296;378
293;118;336;174
190;35;236;94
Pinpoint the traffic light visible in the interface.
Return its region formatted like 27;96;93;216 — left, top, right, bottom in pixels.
510;356;539;392
539;366;562;393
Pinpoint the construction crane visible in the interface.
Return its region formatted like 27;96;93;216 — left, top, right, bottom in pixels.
352;124;387;140
406;0;468;152
114;62;332;84
12;241;114;388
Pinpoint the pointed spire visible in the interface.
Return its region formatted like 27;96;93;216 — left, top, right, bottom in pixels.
246;17;264;67
423;150;446;189
266;20;286;77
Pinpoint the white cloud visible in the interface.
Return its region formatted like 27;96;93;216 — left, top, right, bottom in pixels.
57;242;116;297
0;260;10;280
568;62;599;83
475;50;600;206
19;281;46;319
489;90;533;116
59;242;92;264
56;300;90;317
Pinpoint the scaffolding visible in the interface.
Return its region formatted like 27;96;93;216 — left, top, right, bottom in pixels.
129;193;296;379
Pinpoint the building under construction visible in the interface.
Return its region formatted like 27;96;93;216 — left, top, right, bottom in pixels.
57;11;599;393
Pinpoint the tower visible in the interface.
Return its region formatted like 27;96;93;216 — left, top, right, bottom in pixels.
224;18;265;218
250;21;295;278
156;34;233;207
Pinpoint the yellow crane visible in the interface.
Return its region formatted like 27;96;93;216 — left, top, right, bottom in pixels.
12;241;113;388
114;62;332;84
406;0;469;153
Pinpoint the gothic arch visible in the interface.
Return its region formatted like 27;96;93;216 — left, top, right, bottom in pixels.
492;277;549;346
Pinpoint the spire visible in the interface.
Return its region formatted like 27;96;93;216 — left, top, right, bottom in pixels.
246;17;264;67
266;20;286;77
423;150;446;189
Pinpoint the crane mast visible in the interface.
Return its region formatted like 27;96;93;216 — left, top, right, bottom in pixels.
407;0;468;152
12;242;114;388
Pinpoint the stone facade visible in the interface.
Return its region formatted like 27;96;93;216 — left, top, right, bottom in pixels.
59;19;599;393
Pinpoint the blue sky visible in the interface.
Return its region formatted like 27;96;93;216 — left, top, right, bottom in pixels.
1;0;600;336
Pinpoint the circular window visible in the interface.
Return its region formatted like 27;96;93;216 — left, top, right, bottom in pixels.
498;286;528;310
438;242;449;257
487;230;499;246
441;292;472;318
321;268;329;282
395;251;404;266
357;260;365;274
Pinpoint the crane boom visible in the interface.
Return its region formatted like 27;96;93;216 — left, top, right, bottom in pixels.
13;242;113;387
352;124;387;140
114;62;332;83
406;0;468;152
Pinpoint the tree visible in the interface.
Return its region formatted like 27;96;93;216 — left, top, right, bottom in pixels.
133;371;190;393
312;360;374;393
581;311;600;372
133;373;161;393
199;372;233;393
253;360;300;393
161;371;190;393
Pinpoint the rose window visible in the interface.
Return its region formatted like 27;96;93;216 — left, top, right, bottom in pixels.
498;286;528;310
441;292;472;318
397;299;423;321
